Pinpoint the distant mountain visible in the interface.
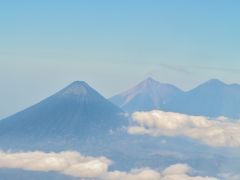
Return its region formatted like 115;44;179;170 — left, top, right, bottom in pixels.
110;77;183;113
170;79;240;119
0;81;127;147
110;78;240;119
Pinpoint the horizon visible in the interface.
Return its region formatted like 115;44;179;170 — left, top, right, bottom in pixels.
0;76;238;119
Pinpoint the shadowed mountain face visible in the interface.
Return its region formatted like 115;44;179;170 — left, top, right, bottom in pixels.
110;78;240;119
110;77;184;113
0;81;127;143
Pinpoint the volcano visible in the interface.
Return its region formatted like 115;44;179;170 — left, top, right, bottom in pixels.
0;81;127;148
110;77;183;113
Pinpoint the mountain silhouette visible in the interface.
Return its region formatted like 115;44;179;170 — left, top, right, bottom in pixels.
110;78;240;119
110;77;183;113
0;81;127;147
169;79;240;118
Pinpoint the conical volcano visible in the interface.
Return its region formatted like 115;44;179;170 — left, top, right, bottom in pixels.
0;81;127;144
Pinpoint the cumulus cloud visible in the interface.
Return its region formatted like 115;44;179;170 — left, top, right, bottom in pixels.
105;168;162;180
0;151;219;180
128;110;240;147
104;164;218;180
0;151;111;178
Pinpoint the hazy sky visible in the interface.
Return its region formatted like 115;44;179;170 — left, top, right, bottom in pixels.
0;0;240;118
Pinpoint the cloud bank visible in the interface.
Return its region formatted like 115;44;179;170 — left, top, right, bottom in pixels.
105;164;218;180
0;151;218;180
0;151;111;178
128;110;240;147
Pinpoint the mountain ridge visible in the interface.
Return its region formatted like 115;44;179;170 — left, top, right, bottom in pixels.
110;78;240;119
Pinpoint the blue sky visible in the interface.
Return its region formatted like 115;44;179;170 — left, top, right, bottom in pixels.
0;0;240;118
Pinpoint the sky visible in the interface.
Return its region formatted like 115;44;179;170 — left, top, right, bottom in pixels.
0;0;240;118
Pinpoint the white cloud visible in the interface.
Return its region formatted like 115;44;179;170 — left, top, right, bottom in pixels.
0;151;219;180
105;168;162;180
128;110;240;147
0;151;111;178
104;164;218;180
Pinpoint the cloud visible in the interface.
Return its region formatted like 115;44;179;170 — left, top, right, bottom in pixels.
158;63;192;75
196;65;240;74
0;151;111;178
0;151;219;180
128;110;240;147
220;173;240;180
105;168;162;180
104;164;218;180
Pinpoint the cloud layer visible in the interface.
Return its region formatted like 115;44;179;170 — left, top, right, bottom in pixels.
105;164;218;180
0;151;219;180
128;110;240;147
0;151;111;178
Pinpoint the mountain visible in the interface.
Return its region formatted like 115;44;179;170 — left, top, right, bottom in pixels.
170;79;240;118
0;81;128;148
0;80;239;179
110;78;240;119
110;77;184;113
